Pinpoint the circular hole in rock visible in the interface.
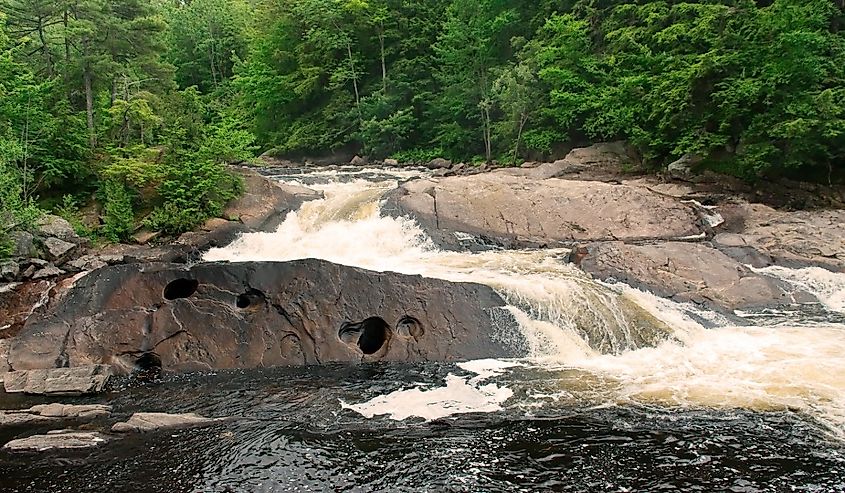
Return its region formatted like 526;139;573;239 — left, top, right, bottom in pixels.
237;289;265;309
396;316;424;339
339;317;390;355
134;352;162;381
163;278;199;301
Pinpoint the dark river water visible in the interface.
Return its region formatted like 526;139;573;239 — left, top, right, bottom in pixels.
1;364;844;493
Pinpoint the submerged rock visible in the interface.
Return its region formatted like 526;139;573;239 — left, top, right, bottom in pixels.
573;242;816;312
7;260;523;374
112;412;224;433
384;174;702;250
2;430;109;452
3;365;113;395
0;404;111;427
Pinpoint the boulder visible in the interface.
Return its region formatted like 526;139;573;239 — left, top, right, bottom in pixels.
2;431;109;452
573;241;816;312
35;215;80;243
10;231;37;257
667;154;702;179
0;404;111;427
384;158;399;167
3;365;113;395
7;260;523;374
42;237;77;263
32;265;64;280
384;174;702;250
223;169;322;231
350;155;368;166
426;158;452;169
130;228;161;245
0;261;20;282
64;254;114;273
717;203;845;271
111;412;224;433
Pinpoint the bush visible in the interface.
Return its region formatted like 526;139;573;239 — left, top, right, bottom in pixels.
100;180;135;242
0;161;41;257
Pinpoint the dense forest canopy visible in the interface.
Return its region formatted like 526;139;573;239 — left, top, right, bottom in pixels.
1;0;844;253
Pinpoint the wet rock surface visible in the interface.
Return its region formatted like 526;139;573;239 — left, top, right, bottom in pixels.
0;404;111;427
7;260;522;374
111;412;224;433
2;430;109;452
384;173;702;250
572;242;817;312
3;365;113;395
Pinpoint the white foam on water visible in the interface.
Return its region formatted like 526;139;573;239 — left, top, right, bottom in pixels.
754;265;845;313
341;360;518;421
207;172;845;435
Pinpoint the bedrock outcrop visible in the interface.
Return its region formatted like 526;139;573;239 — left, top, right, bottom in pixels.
383;173;702;250
6;260;523;374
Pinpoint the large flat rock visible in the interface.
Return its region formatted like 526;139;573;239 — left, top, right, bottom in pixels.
224;168;323;231
718;203;845;271
3;365;112;395
384;174;702;250
7;260;523;374
112;412;224;433
2;430;109;452
573;242;816;312
0;404;111;427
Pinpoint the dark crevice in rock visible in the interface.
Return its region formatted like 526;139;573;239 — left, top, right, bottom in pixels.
237;289;266;309
339;317;391;355
163;279;199;301
134;352;162;381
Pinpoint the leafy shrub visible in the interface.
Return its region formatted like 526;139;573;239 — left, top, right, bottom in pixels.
100;180;135;242
390;148;447;165
0;161;41;257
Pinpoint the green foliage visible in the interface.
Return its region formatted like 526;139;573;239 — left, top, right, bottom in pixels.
99;179;135;243
54;195;92;238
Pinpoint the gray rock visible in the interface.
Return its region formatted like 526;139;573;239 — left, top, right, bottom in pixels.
223;169;323;231
350;155;368;166
0;261;20;282
718;203;845;271
426;158;452;169
2;431;109;452
8;260;523;374
667;154;703;179
111;412;224;433
36;215;80;243
383;158;399;167
565;141;633;169
32;265;65;279
0;404;111;427
573;241;816;312
26;258;49;267
384;174;702;250
3;365;113;395
10;231;37;257
65;255;108;273
42;237;77;264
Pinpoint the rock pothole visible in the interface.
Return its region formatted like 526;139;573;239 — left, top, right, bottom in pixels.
163;279;199;301
236;289;266;309
339;317;391;355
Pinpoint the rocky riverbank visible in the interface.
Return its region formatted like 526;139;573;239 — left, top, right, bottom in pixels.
383;143;844;314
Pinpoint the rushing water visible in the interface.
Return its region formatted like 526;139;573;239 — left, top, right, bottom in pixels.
2;166;845;492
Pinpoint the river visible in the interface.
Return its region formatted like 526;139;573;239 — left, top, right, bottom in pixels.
1;166;844;492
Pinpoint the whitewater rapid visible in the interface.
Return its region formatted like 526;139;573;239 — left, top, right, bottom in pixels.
205;168;845;437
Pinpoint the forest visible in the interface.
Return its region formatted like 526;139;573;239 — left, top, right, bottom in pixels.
1;0;844;253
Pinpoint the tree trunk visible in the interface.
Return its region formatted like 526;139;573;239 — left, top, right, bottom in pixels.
346;41;362;120
513;115;528;165
37;17;53;77
83;59;96;149
379;27;387;94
